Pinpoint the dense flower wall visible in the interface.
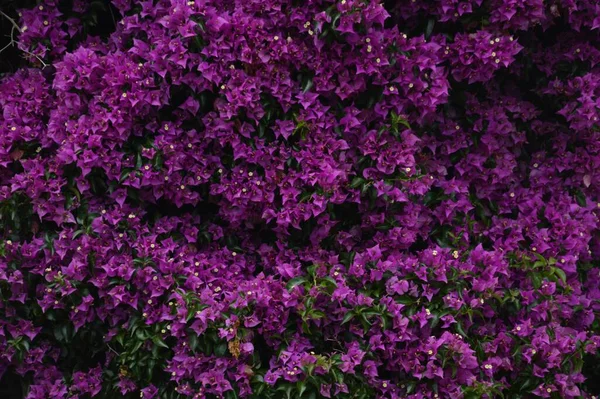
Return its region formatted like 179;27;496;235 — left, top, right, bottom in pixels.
0;0;600;398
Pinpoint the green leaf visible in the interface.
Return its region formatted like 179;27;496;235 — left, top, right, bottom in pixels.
464;392;480;399
302;78;313;93
135;329;147;341
574;190;587;207
119;168;132;183
309;310;326;319
286;277;307;291
359;313;372;328
214;342;228;356
395;296;414;305
61;324;70;342
189;334;198;351
301;320;311;334
530;273;542;289
131;339;143;353
152;335;169;349
455;322;468;338
186;309;196;323
430;313;441;329
297;381;307;397
349;177;366;189
552;267;567;284
341;311;355;325
53;326;63;342
518;377;535;392
362;310;381;318
146;361;155;381
320;276;338;289
425;19;435;39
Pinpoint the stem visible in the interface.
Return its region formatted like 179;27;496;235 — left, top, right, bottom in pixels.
106;343;121;356
0;11;48;69
0;11;20;31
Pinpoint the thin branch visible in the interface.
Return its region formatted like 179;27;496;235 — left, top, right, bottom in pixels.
106;343;121;356
0;26;16;53
0;10;48;69
16;41;49;69
0;10;20;31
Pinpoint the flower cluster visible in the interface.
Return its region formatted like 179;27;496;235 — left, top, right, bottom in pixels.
0;0;599;398
448;31;523;83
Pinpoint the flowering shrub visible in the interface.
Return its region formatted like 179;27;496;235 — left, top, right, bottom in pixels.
0;0;599;398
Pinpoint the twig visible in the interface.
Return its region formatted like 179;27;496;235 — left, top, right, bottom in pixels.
0;11;20;31
106;343;121;356
0;10;48;69
0;27;16;53
14;40;49;69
